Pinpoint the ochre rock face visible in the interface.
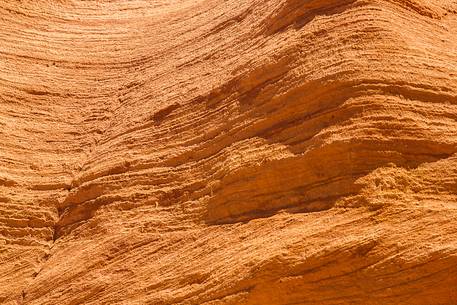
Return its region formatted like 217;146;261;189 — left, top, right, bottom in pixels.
1;0;457;304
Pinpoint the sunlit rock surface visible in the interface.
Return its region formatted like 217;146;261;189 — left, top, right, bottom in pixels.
1;0;457;304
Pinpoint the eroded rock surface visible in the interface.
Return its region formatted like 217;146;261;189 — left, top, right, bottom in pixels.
1;0;457;304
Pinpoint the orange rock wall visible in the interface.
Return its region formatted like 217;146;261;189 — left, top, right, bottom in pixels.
1;0;457;304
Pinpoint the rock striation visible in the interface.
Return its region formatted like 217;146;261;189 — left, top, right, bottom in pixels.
0;0;457;304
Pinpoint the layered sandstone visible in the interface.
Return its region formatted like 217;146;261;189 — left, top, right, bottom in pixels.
1;0;457;304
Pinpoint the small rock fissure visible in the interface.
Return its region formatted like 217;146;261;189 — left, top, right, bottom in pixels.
19;120;111;303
